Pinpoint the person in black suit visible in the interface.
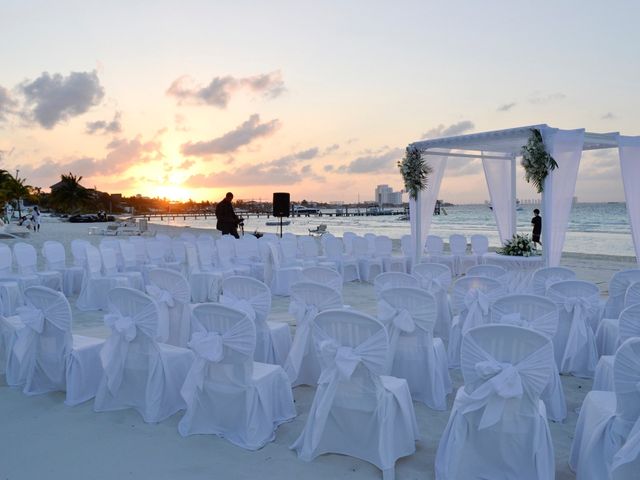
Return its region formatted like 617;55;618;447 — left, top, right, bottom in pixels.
215;192;242;238
531;208;542;247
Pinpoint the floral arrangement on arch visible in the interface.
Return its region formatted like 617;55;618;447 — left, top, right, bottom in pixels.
521;128;558;193
398;145;432;200
498;233;537;257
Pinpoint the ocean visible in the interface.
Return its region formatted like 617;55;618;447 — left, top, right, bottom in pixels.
149;202;636;259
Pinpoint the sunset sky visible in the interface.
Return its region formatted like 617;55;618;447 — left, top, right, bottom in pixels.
1;1;639;204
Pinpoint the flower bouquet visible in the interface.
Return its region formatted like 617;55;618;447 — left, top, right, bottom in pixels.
498;234;537;257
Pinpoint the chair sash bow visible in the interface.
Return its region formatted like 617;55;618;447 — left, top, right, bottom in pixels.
285;301;320;382
462;288;490;333
12;305;46;363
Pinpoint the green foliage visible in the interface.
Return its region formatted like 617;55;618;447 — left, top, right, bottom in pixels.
498;233;537;257
49;172;92;213
521;129;558;193
398;145;432;200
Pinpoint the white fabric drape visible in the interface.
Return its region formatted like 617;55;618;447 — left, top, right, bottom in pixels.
411;151;448;263
483;155;515;244
618;135;640;263
540;128;585;267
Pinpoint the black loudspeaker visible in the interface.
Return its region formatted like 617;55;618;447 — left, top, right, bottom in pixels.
273;192;290;217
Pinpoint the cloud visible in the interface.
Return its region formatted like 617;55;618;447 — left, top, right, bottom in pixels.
0;85;18;122
324;164;334;172
180;114;281;156
178;159;195;169
17;135;163;187
182;147;324;188
19;70;105;128
528;91;566;105
85;111;122;135
421;120;475;140
338;147;403;174
497;102;516;112
323;144;340;155
166;71;285;108
601;112;616;120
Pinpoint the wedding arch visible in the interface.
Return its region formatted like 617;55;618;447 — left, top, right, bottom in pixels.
407;125;640;266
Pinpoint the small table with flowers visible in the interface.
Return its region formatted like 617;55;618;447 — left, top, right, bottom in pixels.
483;252;544;293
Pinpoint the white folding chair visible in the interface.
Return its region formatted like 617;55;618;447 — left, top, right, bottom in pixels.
374;235;406;273
301;266;343;294
101;248;144;291
221;276;291;365
235;235;266;281
412;262;453;341
593;304;640;391
76;244;129;311
146;268;192;347
13;242;63;292
435;324;555;480
570;337;640;480
5;286;104;405
178;303;295;449
378;287;451;410
531;266;576;296
291;309;419;480
448;276;505;368
546;280;600;378
216;238;251;276
596;293;640;356
42;240;84;296
265;242;302;296
373;272;418;297
284;282;343;386
93;287;194;423
490;294;566;422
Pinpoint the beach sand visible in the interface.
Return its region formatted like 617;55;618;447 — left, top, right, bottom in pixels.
1;219;636;479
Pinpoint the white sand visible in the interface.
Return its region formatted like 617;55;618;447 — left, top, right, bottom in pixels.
0;219;636;479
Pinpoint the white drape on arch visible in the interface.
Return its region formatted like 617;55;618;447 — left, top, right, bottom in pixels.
411;151;448;263
618;135;640;264
483;155;515;244
540;128;585;267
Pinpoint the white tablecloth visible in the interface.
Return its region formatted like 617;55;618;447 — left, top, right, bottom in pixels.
483;253;544;293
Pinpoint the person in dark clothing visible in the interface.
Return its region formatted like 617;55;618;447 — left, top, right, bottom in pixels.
531;208;542;247
215;192;242;238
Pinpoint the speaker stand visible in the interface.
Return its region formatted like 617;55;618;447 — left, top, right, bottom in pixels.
278;216;283;238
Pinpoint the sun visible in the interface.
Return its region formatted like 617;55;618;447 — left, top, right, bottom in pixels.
151;184;194;202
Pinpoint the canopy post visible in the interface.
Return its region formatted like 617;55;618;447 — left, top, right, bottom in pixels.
511;154;517;238
415;190;422;265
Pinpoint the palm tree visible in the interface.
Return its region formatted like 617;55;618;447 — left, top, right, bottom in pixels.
49;172;91;213
1;171;31;217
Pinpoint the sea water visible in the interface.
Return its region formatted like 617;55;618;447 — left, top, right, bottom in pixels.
150;202;635;258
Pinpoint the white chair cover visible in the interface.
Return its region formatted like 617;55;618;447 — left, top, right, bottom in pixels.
611;416;640;480
373;272;418;296
0;243;38;296
76;244;129;311
301;266;343;293
547;280;600;378
291;309;419;479
424;235;456;274
284;282;343;386
5;286;104;405
221;276;291;366
13;242;63;292
449;234;476;275
0;312;23;374
593;303;640;391
490;294;566;422
235;235;266;281
624;281;640;308
570;337;640;480
184;243;221;302
466;264;507;281
400;234;414;273
101;247;144;291
604;269;640;319
94;287;194;423
352;236;384;283
266;242;302;296
412;262;453;341
0;279;21;316
448;276;504;368
42;240;84;296
436;324;555;480
470;234;489;264
323;236;359;282
178;303;296;449
146;268;192;347
596;300;640;357
378;287;451;410
531;266;576;296
374;235;406;273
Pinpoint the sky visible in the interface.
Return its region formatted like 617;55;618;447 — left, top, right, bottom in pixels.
1;0;639;204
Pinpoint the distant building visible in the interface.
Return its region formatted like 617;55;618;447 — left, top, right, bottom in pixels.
375;184;403;206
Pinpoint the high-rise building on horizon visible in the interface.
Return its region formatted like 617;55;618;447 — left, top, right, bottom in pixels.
375;184;403;206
